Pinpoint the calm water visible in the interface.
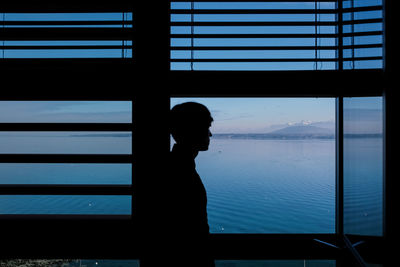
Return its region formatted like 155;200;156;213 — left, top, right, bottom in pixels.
0;137;382;235
0;133;132;215
0;132;132;154
0;163;132;215
344;137;383;236
198;138;336;234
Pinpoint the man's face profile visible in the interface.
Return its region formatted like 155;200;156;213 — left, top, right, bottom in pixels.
170;102;213;152
192;122;212;151
176;120;212;152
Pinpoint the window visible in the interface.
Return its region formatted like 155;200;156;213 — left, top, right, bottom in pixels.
0;0;391;266
170;1;337;71
170;0;383;71
343;97;383;236
167;1;388;265
0;101;133;216
171;97;336;233
342;0;384;69
1;12;133;58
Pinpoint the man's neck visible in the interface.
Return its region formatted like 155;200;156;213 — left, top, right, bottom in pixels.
174;143;199;159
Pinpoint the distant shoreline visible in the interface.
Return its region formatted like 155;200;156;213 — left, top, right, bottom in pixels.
69;133;132;138
211;133;382;140
0;133;381;140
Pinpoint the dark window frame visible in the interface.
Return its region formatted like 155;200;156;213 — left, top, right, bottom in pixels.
0;0;393;266
165;1;389;266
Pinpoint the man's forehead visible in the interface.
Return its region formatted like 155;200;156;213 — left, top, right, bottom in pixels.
191;120;212;128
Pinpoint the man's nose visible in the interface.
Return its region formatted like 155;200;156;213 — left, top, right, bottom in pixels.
209;130;212;137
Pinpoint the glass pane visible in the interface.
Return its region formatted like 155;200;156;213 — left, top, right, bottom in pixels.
0;195;131;215
3;49;132;59
0;132;131;154
0;164;131;185
1;13;133;59
171;62;336;71
343;97;383;236
171;98;335;233
170;1;337;71
4;13;130;22
342;0;383;70
0;101;132;123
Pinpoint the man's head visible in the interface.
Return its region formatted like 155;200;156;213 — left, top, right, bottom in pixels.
170;102;213;151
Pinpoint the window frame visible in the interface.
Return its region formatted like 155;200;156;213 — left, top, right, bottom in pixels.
165;0;388;265
0;0;393;266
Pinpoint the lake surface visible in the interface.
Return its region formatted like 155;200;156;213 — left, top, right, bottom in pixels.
343;137;383;236
0;136;382;235
0;132;132;154
198;138;336;234
0;133;132;215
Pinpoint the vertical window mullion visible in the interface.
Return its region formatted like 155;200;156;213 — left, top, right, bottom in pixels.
336;96;344;235
337;0;344;70
382;93;387;238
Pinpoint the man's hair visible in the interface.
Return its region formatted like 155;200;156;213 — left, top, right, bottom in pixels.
170;102;213;140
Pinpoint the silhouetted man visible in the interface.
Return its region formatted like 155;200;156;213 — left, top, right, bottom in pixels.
167;102;215;267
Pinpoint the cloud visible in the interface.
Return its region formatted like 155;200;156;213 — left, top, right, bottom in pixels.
216;114;254;121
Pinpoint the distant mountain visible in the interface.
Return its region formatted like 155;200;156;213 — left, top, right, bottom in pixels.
270;125;334;135
212;125;335;140
254;120;335;134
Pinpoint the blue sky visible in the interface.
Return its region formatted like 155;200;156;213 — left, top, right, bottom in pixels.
169;0;383;71
1;12;132;58
0;101;132;123
171;97;382;134
170;1;337;71
0;98;381;134
0;2;383;70
171;97;336;133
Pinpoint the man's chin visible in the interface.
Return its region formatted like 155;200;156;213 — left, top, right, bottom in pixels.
198;143;210;151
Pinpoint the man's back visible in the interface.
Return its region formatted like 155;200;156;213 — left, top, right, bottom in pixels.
168;144;210;237
153;143;213;267
153;101;215;267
